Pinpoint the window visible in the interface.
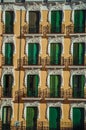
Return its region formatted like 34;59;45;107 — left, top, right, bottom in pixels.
5;11;14;34
27;75;39;97
2;106;12;130
29;11;40;33
49;107;60;130
51;10;62;33
73;43;85;65
73;107;84;130
50;43;62;65
72;75;85;98
74;10;86;33
50;75;61;98
26;107;38;130
5;43;13;65
3;74;13;97
28;43;39;65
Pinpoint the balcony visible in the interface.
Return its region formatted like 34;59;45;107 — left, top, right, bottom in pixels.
0;88;13;99
63;57;86;69
17;56;44;69
66;25;86;36
21;24;42;37
64;88;86;101
14;88;43;102
45;56;65;69
47;24;65;36
2;24;14;36
1;57;13;67
42;88;64;101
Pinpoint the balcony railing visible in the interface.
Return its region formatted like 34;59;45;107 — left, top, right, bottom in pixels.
66;25;86;35
17;57;45;69
45;56;65;68
0;88;12;98
63;57;86;69
21;24;42;35
2;24;14;34
1;57;13;66
47;24;65;35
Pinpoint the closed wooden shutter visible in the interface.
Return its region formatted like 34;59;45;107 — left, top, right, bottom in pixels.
29;11;40;33
2;106;12;130
74;10;85;33
28;43;39;65
27;75;39;97
26;107;38;130
73;108;84;130
3;74;13;97
73;75;85;98
49;107;60;130
5;43;13;65
51;11;62;33
73;43;85;65
50;75;61;98
50;43;62;65
5;11;14;34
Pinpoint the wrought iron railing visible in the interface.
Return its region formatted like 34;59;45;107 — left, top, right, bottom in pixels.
21;24;42;34
45;56;65;66
49;24;65;34
0;88;13;98
2;24;14;34
2;57;13;66
66;25;86;35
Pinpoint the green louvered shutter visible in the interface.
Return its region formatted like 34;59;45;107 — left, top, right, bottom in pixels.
5;11;14;34
78;43;85;65
50;75;61;98
28;43;39;65
80;75;85;98
3;75;13;97
26;107;38;130
51;11;62;33
2;106;12;130
29;11;40;33
5;43;13;65
49;107;60;130
73;75;85;98
73;43;85;65
73;108;84;130
73;75;78;98
50;43;62;65
27;75;39;97
74;10;85;33
73;43;78;65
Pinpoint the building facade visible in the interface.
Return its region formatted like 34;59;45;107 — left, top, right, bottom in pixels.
0;0;86;130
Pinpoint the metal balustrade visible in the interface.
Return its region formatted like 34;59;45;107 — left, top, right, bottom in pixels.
66;25;86;35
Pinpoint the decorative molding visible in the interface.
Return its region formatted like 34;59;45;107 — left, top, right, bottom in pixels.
46;102;62;120
2;36;16;56
47;70;63;88
48;3;63;24
24;102;40;120
25;3;41;23
48;3;63;11
0;99;14;120
1;68;15;87
70;103;86;121
72;2;86;10
71;36;86;55
48;37;64;55
24;69;40;87
2;4;16;24
25;37;41;56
